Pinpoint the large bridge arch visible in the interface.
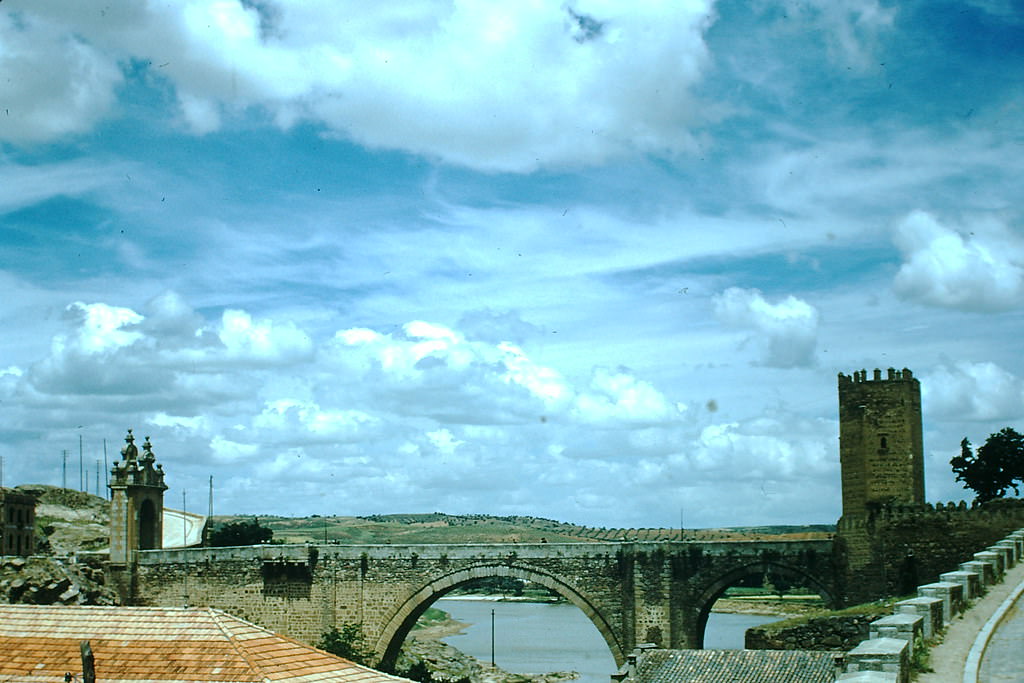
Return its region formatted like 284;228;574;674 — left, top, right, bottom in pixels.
375;562;625;670
692;560;838;649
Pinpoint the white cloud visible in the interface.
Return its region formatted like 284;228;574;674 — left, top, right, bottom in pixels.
0;11;122;143
216;309;314;363
209;435;259;463
893;210;1024;312
571;367;678;425
61;302;144;355
713;288;819;367
147;413;208;432
253;399;379;443
794;0;896;70
16;0;716;170
923;361;1024;422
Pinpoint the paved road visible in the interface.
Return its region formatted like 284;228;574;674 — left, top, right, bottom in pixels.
978;583;1024;682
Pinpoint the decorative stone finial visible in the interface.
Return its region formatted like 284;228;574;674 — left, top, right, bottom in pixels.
121;429;138;461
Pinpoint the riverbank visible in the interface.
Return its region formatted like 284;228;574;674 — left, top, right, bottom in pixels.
711;596;820;617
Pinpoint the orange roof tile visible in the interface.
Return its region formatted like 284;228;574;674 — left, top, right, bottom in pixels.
0;605;410;683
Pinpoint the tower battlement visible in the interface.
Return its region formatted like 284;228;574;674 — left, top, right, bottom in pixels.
838;367;915;385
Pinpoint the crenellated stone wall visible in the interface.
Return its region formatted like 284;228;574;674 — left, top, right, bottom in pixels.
835;500;1024;605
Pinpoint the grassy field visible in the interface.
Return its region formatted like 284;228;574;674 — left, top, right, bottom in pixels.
213;511;834;546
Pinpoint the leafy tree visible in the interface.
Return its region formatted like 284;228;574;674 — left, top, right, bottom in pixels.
951;428;1024;503
209;518;273;546
317;623;376;665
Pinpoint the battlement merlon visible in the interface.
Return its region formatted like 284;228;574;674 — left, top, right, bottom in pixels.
838;368;916;385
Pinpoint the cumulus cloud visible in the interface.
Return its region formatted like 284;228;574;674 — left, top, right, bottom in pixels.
3;290;847;526
572;367;679;425
893;210;1024;312
27;298;313;397
713;288;819;367
923;361;1024;422
688;417;833;481
15;0;715;170
215;309;314;363
0;11;122;143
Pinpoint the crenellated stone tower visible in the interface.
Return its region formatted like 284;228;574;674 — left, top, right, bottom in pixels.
108;429;168;566
838;368;925;520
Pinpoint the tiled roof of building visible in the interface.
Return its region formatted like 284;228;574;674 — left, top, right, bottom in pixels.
633;649;838;683
0;604;409;683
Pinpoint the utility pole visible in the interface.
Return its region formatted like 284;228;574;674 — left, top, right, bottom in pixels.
95;460;100;497
79;434;84;491
103;439;109;498
183;489;189;608
62;450;68;489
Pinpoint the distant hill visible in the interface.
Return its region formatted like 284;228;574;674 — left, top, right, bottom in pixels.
214;511;834;545
9;484;834;551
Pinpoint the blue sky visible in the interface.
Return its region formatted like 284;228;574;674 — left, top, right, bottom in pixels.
1;0;1022;529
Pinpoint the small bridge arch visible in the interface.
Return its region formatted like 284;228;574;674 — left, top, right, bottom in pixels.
375;562;624;670
692;559;838;648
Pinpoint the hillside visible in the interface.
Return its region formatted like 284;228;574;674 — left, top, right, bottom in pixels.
9;484;834;552
18;485;110;555
216;511;834;545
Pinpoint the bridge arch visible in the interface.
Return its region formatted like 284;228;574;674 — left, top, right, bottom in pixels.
375;562;625;670
692;560;837;649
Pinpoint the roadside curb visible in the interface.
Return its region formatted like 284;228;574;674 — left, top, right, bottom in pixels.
962;574;1024;683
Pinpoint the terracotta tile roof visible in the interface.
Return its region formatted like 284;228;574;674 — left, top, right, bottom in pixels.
0;604;409;683
633;649;838;683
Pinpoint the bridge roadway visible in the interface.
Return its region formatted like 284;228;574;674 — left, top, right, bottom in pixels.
128;539;837;669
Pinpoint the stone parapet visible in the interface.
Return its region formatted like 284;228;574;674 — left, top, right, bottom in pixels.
868;615;923;655
1007;532;1024;557
959;561;994;591
940;570;981;600
843;638;909;683
994;539;1018;564
917;582;963;623
893;597;942;639
837;672;898;682
974;550;1003;578
987;544;1013;571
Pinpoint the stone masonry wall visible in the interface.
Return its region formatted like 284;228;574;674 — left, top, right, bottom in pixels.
123;539;835;668
836;500;1024;605
838;369;924;518
745;613;880;651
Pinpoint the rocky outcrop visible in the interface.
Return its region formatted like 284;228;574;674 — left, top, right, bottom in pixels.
0;556;116;606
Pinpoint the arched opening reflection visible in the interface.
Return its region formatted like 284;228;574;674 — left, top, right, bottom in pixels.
696;562;832;649
378;566;620;682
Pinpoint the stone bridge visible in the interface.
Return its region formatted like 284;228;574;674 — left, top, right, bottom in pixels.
122;539;837;669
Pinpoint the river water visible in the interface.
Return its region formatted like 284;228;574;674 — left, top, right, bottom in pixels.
436;598;778;682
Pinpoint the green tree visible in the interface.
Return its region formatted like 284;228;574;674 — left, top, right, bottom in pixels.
209;518;273;546
317;623;376;665
951;428;1024;503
